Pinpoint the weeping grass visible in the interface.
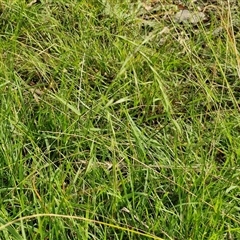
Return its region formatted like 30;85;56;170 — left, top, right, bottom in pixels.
0;1;240;239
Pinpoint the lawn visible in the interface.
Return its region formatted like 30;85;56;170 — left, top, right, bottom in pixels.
0;0;240;239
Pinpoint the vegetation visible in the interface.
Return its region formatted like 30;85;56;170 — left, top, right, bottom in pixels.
0;0;239;239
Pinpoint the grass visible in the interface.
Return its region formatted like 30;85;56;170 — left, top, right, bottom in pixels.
0;0;240;239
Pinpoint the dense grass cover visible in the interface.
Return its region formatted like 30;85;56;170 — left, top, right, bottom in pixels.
0;0;240;239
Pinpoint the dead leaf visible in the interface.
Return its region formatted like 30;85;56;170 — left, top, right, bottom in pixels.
142;2;153;12
174;9;206;24
27;0;38;7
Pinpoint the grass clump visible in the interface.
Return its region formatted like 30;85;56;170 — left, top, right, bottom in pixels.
0;0;240;239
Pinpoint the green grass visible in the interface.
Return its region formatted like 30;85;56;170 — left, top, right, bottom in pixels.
0;0;240;239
